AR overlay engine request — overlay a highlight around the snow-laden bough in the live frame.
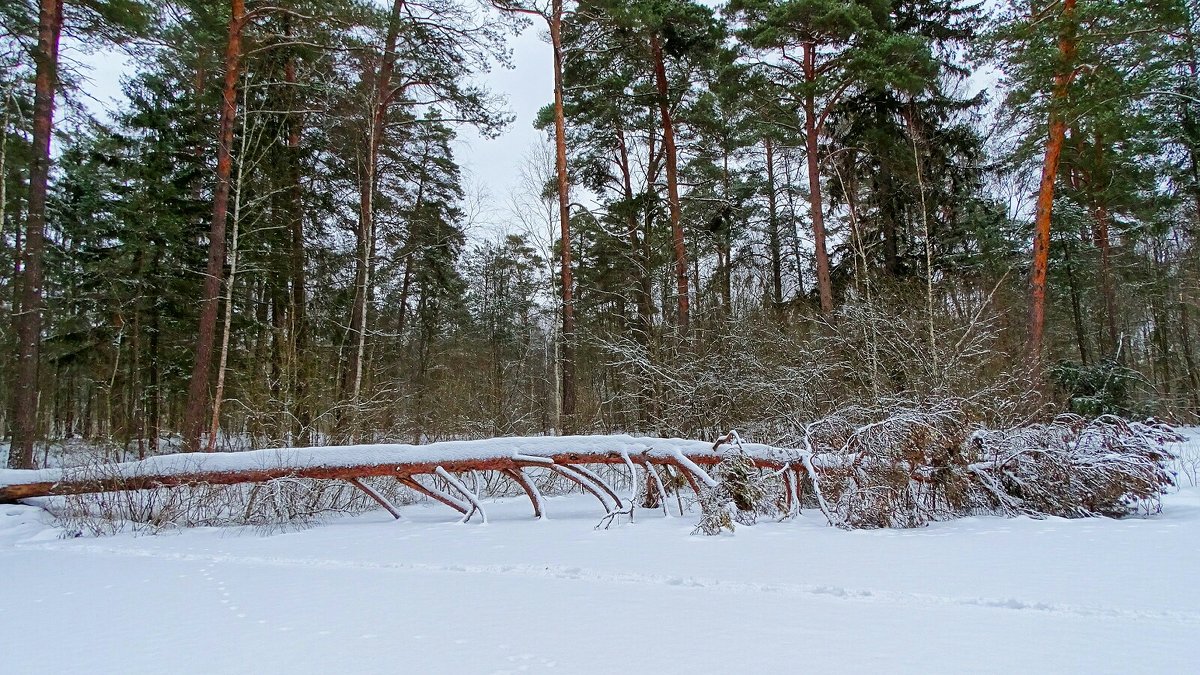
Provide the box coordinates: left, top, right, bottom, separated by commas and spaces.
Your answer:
0, 412, 1182, 532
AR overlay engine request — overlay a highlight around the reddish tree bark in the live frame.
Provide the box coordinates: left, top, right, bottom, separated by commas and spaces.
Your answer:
181, 0, 246, 453
1, 451, 765, 504
489, 0, 577, 434
1028, 0, 1078, 363
550, 0, 576, 431
10, 0, 64, 469
650, 34, 689, 334
502, 468, 544, 518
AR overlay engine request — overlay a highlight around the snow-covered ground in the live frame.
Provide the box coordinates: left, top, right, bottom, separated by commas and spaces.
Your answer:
3, 433, 1199, 674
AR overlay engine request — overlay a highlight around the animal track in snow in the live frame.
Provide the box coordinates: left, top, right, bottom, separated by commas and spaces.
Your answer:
18, 539, 1200, 627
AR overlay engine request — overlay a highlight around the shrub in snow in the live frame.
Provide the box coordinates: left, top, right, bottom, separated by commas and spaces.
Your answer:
692, 435, 784, 535
7, 407, 1182, 536
785, 407, 1181, 529
790, 401, 975, 529
967, 415, 1180, 518
49, 452, 412, 536
692, 452, 749, 535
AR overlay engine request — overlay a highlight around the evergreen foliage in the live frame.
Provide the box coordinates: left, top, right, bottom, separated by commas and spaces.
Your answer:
1, 0, 1198, 464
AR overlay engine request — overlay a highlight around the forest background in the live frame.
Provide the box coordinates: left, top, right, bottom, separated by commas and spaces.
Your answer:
2, 0, 1198, 469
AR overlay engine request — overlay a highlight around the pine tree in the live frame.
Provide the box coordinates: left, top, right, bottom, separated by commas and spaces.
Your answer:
727, 0, 935, 313
491, 0, 580, 431
991, 0, 1185, 365
592, 0, 724, 334
9, 0, 151, 467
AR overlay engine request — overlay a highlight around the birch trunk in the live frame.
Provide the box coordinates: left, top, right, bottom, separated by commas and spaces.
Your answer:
207, 82, 251, 452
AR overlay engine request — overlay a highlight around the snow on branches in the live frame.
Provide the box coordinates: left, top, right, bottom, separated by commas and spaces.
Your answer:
693, 431, 785, 535
0, 408, 1183, 535
966, 414, 1180, 518
777, 406, 1182, 530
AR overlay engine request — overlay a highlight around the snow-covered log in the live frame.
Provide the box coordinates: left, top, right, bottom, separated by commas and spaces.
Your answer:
0, 435, 800, 504
1, 416, 1181, 531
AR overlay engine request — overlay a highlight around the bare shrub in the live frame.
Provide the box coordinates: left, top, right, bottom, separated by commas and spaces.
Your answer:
784, 401, 974, 528
1169, 433, 1200, 487
595, 289, 1039, 445
769, 406, 1182, 529
47, 452, 416, 537
968, 415, 1181, 518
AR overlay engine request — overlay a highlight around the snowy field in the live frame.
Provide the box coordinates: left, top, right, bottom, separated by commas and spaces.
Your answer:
3, 433, 1199, 674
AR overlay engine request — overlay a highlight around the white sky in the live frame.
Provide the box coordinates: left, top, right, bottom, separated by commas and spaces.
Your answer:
65, 19, 555, 238
64, 0, 1015, 238
455, 22, 556, 235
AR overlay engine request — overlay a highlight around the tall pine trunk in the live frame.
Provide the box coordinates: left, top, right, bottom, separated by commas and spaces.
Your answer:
182, 0, 244, 453
550, 0, 576, 432
11, 0, 64, 469
1027, 0, 1077, 364
341, 0, 405, 443
651, 34, 689, 334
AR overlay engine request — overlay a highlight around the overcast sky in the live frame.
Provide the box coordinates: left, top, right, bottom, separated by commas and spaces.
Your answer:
66, 19, 555, 240
455, 23, 556, 235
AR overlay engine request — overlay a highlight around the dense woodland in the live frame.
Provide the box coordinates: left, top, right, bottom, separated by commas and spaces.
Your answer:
1, 0, 1198, 469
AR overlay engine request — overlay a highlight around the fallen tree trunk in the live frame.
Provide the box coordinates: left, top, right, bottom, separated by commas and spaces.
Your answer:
3, 416, 1179, 529
0, 435, 794, 504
